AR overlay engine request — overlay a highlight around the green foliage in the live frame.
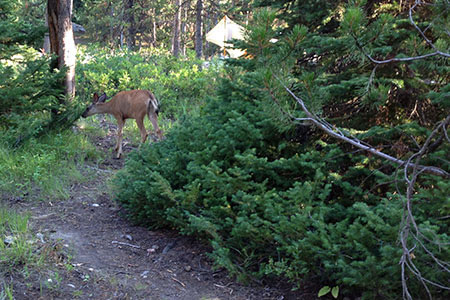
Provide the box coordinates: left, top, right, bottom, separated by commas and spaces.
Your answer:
76, 46, 223, 119
0, 54, 68, 146
76, 0, 254, 54
0, 0, 46, 58
70, 1, 450, 299
114, 67, 449, 298
318, 286, 339, 298
0, 0, 84, 146
77, 0, 171, 48
0, 130, 101, 200
251, 1, 449, 131
114, 4, 449, 297
254, 0, 340, 31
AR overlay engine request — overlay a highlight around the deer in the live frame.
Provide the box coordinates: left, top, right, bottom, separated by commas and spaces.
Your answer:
82, 90, 163, 158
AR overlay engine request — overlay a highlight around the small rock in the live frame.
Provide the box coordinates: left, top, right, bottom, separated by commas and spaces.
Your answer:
36, 233, 45, 243
184, 265, 192, 272
47, 278, 53, 283
4, 236, 14, 245
162, 242, 175, 254
146, 244, 160, 255
91, 203, 100, 207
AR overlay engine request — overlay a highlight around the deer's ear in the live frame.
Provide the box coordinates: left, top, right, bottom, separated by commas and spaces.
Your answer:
98, 93, 107, 103
93, 93, 99, 103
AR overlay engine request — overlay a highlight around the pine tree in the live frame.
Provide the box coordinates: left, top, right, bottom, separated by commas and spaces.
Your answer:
0, 0, 79, 146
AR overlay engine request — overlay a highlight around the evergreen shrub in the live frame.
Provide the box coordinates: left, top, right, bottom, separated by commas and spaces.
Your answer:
115, 68, 449, 298
0, 0, 83, 146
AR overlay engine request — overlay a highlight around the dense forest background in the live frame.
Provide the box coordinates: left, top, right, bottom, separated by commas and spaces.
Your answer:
1, 0, 449, 299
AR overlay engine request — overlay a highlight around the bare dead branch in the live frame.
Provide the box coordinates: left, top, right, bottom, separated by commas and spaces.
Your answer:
364, 65, 378, 94
367, 51, 442, 64
409, 1, 450, 58
272, 76, 450, 297
350, 1, 450, 65
277, 77, 450, 178
397, 114, 450, 298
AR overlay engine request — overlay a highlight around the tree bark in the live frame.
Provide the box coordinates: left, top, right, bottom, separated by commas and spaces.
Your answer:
125, 0, 136, 50
195, 0, 203, 59
172, 0, 181, 57
47, 0, 76, 98
180, 1, 188, 56
151, 9, 157, 47
110, 3, 115, 46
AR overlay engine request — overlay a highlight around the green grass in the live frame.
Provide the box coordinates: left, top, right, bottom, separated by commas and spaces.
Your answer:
0, 206, 42, 271
0, 282, 14, 300
0, 129, 102, 200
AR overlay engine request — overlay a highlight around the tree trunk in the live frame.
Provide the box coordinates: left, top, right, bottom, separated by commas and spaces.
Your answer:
125, 0, 136, 50
211, 10, 218, 58
172, 0, 181, 57
47, 0, 76, 98
151, 10, 157, 47
180, 1, 188, 56
204, 8, 209, 59
109, 3, 114, 46
195, 0, 203, 59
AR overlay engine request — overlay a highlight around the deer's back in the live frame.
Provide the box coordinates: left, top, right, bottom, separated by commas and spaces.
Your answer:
111, 90, 151, 120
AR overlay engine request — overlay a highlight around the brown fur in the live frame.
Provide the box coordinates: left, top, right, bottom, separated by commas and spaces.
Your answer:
82, 90, 162, 158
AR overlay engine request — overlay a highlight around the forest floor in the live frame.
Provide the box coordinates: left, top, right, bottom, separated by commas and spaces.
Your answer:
2, 125, 308, 300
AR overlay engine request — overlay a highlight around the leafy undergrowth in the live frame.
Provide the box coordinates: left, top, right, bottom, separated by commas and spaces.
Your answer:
76, 46, 224, 120
0, 129, 102, 201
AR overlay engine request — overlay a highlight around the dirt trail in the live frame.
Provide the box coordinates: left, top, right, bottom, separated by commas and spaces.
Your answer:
8, 131, 299, 300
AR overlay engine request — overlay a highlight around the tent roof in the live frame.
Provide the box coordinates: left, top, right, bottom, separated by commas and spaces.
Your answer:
206, 16, 245, 58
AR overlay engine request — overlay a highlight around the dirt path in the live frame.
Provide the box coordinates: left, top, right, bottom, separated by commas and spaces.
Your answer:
8, 132, 298, 300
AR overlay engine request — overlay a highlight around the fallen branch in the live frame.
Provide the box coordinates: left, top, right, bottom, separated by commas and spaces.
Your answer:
111, 240, 141, 249
86, 165, 114, 174
172, 277, 186, 287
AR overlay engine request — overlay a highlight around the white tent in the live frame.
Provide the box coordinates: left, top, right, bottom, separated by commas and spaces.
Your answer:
206, 16, 245, 58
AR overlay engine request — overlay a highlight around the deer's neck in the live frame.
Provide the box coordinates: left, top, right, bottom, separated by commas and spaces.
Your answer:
95, 101, 115, 115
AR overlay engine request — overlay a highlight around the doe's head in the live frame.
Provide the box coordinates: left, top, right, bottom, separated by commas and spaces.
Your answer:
82, 92, 107, 118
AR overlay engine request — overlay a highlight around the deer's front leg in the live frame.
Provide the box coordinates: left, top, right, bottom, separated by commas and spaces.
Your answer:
148, 112, 163, 140
115, 118, 125, 158
136, 117, 148, 144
